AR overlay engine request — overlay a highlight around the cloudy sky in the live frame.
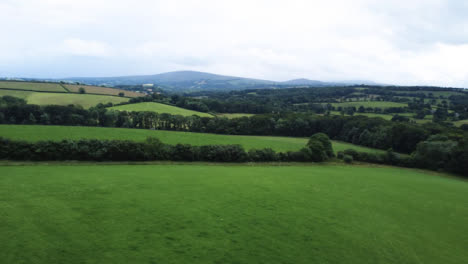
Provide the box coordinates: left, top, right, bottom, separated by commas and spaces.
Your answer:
1, 0, 467, 87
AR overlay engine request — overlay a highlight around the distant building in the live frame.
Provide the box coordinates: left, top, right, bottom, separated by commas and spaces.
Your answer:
142, 84, 154, 87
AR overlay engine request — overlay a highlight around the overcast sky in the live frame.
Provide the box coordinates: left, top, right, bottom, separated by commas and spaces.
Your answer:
1, 0, 467, 87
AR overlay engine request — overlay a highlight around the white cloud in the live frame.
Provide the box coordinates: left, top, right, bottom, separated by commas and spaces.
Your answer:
0, 0, 467, 87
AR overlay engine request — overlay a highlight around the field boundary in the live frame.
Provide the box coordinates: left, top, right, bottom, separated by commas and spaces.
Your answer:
0, 87, 136, 99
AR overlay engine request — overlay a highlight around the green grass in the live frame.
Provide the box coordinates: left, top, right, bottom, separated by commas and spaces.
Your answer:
26, 93, 129, 108
0, 89, 33, 99
0, 125, 386, 154
0, 164, 466, 264
0, 81, 66, 92
331, 101, 407, 109
454, 120, 468, 127
216, 113, 255, 118
64, 84, 143, 98
108, 102, 213, 117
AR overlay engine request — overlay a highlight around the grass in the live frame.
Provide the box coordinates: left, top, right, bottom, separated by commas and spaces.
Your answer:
0, 81, 66, 92
0, 164, 467, 264
0, 89, 33, 99
331, 101, 407, 108
216, 113, 255, 118
64, 84, 143, 97
108, 102, 213, 117
454, 119, 468, 127
0, 125, 386, 154
26, 93, 129, 108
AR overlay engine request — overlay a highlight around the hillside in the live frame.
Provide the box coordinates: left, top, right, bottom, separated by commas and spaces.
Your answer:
51, 71, 379, 91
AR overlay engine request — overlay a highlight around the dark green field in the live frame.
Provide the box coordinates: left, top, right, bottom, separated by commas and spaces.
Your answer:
0, 164, 467, 264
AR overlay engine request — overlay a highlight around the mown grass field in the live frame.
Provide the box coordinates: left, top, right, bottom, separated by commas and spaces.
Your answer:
0, 164, 466, 264
0, 81, 67, 92
64, 84, 143, 97
26, 93, 129, 108
0, 89, 33, 99
108, 102, 213, 117
330, 101, 407, 108
0, 125, 386, 154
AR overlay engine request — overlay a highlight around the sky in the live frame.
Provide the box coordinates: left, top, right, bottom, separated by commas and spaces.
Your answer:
0, 0, 467, 87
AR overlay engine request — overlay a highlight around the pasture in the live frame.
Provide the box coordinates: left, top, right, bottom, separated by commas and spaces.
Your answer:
64, 84, 143, 97
108, 102, 213, 117
26, 93, 129, 108
216, 113, 255, 118
0, 164, 466, 264
0, 81, 66, 92
0, 125, 386, 154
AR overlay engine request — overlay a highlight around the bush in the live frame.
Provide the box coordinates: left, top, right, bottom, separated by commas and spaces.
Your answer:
308, 133, 334, 158
337, 151, 344, 159
343, 155, 353, 163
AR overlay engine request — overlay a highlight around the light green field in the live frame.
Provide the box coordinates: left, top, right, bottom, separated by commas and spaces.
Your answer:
64, 84, 143, 98
454, 119, 468, 127
26, 93, 129, 108
0, 164, 466, 264
0, 125, 386, 154
0, 89, 33, 99
216, 113, 255, 118
108, 102, 213, 117
331, 101, 407, 108
0, 81, 66, 92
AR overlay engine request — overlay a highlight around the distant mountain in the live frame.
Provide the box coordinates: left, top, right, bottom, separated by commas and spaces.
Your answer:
47, 70, 381, 92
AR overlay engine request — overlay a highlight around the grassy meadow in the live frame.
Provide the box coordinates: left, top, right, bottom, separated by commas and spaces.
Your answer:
216, 113, 255, 118
0, 81, 66, 92
64, 84, 143, 97
0, 164, 466, 264
0, 125, 386, 154
108, 102, 213, 117
26, 93, 129, 108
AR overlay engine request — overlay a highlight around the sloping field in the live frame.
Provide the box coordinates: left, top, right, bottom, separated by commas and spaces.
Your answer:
331, 101, 407, 108
0, 125, 387, 154
108, 102, 213, 117
0, 81, 66, 92
64, 84, 144, 97
0, 164, 466, 264
26, 93, 129, 108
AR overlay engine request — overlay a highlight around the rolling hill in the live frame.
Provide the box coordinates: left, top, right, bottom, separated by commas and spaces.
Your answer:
48, 71, 380, 91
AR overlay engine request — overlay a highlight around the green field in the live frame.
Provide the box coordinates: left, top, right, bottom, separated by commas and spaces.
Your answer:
0, 81, 66, 92
64, 84, 143, 98
26, 93, 129, 108
454, 119, 468, 127
331, 101, 407, 109
216, 113, 255, 118
0, 89, 33, 99
108, 102, 213, 117
0, 125, 386, 154
0, 164, 466, 264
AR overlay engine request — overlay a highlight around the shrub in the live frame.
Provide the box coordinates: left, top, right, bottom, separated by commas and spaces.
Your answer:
343, 155, 353, 163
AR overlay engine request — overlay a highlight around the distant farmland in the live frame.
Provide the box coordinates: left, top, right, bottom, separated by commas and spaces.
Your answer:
0, 81, 66, 92
108, 102, 213, 117
330, 101, 407, 108
0, 124, 388, 154
64, 84, 144, 97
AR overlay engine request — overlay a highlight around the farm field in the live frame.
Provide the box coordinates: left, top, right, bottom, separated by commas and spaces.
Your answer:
64, 84, 143, 97
0, 164, 467, 264
0, 125, 386, 154
454, 119, 468, 127
0, 81, 66, 92
108, 102, 213, 117
0, 89, 33, 99
216, 113, 255, 118
329, 111, 434, 123
330, 101, 407, 108
26, 93, 129, 108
